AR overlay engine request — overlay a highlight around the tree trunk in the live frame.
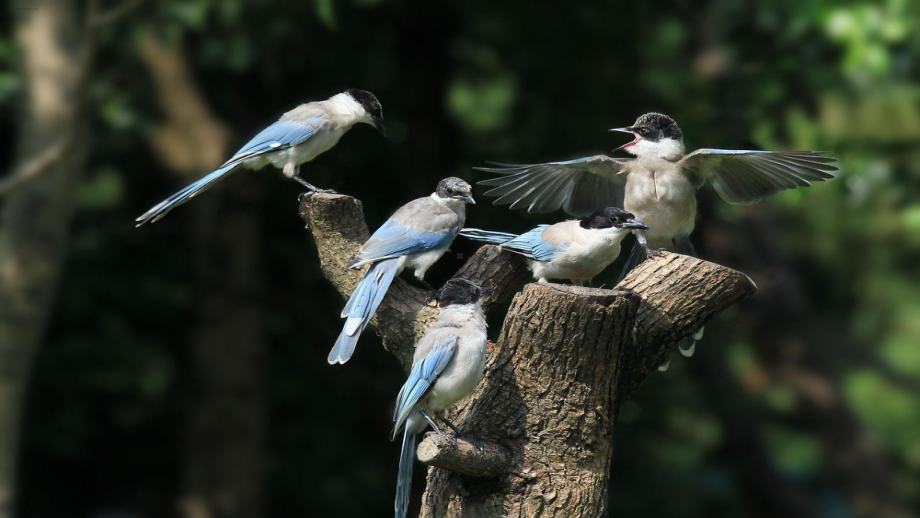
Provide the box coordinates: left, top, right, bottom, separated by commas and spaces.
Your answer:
300, 193, 756, 517
138, 29, 265, 518
0, 2, 85, 515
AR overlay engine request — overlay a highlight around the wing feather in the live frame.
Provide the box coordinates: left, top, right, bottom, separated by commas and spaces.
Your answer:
476, 155, 628, 216
221, 117, 325, 167
391, 337, 457, 437
680, 149, 837, 205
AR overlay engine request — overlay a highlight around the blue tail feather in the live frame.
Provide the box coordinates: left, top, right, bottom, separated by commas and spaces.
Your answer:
136, 164, 239, 226
459, 228, 518, 245
328, 259, 400, 364
395, 429, 418, 518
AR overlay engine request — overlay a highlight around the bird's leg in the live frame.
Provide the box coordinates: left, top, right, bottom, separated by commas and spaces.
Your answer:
288, 164, 337, 194
292, 175, 337, 194
440, 416, 463, 437
420, 409, 457, 446
440, 416, 485, 452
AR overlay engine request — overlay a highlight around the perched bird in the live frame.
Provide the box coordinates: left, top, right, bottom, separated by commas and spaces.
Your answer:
390, 279, 490, 518
136, 89, 385, 225
328, 177, 476, 365
477, 112, 837, 366
460, 207, 646, 285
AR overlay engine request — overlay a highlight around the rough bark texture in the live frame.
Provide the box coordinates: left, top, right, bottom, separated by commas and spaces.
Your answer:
137, 28, 265, 518
417, 434, 512, 479
302, 192, 756, 517
615, 250, 757, 402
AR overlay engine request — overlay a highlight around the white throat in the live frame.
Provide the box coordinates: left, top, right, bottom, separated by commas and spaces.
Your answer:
627, 137, 685, 160
583, 226, 630, 246
327, 93, 371, 126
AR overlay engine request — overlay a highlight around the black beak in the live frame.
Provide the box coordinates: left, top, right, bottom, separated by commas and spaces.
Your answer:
616, 218, 648, 230
610, 126, 640, 152
374, 116, 386, 137
480, 287, 494, 297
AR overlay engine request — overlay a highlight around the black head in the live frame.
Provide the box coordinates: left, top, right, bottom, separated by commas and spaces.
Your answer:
610, 112, 683, 152
629, 112, 683, 142
436, 177, 475, 204
438, 278, 489, 307
579, 207, 648, 230
346, 88, 385, 136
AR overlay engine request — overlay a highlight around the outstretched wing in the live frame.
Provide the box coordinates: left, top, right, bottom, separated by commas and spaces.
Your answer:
476, 155, 629, 216
679, 149, 837, 205
500, 225, 565, 261
391, 336, 457, 438
221, 116, 326, 167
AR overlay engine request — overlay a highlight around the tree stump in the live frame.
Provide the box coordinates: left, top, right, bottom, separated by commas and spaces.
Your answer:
299, 192, 756, 517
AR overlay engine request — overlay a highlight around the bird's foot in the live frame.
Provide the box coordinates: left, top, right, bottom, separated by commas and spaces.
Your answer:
428, 429, 459, 447
293, 175, 337, 194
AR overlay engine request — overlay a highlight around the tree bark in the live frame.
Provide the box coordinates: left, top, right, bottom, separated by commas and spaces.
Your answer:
0, 2, 86, 515
138, 28, 265, 518
301, 192, 756, 517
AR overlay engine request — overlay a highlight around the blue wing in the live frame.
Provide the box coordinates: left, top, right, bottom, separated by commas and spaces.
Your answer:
500, 225, 565, 261
349, 219, 455, 267
390, 336, 457, 439
221, 117, 325, 167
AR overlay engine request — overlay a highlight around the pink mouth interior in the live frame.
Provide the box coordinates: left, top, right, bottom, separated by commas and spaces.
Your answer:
615, 135, 641, 151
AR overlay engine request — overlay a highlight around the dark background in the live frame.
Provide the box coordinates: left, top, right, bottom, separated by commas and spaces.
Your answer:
2, 0, 919, 517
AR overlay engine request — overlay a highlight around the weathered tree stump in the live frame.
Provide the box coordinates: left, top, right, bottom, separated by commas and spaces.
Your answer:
299, 192, 756, 517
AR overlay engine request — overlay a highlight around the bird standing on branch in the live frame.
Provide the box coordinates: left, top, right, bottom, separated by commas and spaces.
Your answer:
329, 177, 476, 365
390, 279, 490, 518
460, 207, 646, 285
477, 112, 837, 366
136, 89, 385, 225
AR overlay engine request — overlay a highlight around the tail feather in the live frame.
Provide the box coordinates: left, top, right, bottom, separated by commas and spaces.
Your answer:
679, 326, 704, 357
617, 239, 648, 284
459, 228, 518, 245
328, 259, 400, 364
395, 429, 418, 518
135, 164, 239, 226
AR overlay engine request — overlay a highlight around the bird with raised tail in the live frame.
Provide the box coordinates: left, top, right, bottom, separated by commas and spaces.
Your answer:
390, 279, 490, 518
328, 177, 475, 365
136, 89, 385, 226
460, 207, 646, 285
477, 112, 837, 368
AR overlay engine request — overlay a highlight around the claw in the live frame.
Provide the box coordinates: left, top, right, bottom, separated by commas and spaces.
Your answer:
435, 430, 458, 447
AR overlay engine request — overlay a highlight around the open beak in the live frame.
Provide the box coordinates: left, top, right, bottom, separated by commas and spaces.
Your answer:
610, 126, 641, 151
374, 116, 386, 137
458, 193, 476, 204
616, 218, 648, 230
